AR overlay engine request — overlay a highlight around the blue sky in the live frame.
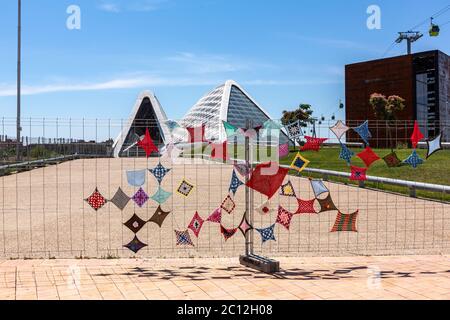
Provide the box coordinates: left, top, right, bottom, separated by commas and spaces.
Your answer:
1, 0, 450, 124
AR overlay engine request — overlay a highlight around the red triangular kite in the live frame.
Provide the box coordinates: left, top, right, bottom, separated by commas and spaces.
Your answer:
137, 128, 158, 157
410, 120, 424, 149
246, 162, 289, 199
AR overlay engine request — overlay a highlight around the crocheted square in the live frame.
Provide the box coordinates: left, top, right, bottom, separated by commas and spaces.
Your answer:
357, 147, 380, 168
317, 194, 338, 213
278, 143, 290, 159
310, 179, 329, 198
427, 133, 443, 159
175, 230, 194, 246
177, 180, 194, 197
238, 214, 253, 236
149, 163, 171, 184
123, 213, 147, 234
280, 180, 296, 198
404, 149, 424, 169
220, 225, 238, 241
110, 187, 130, 211
126, 170, 146, 187
353, 120, 372, 145
350, 166, 368, 181
188, 212, 204, 238
256, 224, 276, 244
290, 152, 310, 173
206, 207, 222, 223
255, 200, 276, 215
300, 136, 328, 152
229, 170, 244, 196
132, 188, 149, 207
331, 210, 359, 232
150, 187, 172, 205
276, 206, 294, 230
383, 151, 402, 168
330, 120, 349, 140
124, 235, 147, 254
220, 195, 236, 214
339, 143, 354, 165
285, 120, 303, 139
148, 206, 171, 228
85, 188, 107, 211
246, 162, 289, 199
296, 198, 317, 214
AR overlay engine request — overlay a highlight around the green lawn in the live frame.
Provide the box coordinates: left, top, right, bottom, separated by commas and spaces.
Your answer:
280, 147, 450, 202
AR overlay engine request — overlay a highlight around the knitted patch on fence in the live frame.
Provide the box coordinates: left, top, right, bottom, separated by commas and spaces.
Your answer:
246, 162, 289, 199
234, 162, 251, 177
256, 200, 276, 216
276, 206, 294, 230
124, 213, 147, 234
186, 124, 207, 143
296, 198, 317, 214
383, 151, 402, 168
357, 147, 380, 168
220, 225, 238, 241
330, 120, 349, 140
211, 141, 228, 161
353, 120, 372, 145
124, 235, 147, 254
110, 187, 130, 211
410, 120, 424, 149
126, 169, 147, 187
403, 149, 424, 169
148, 206, 171, 228
177, 180, 194, 197
132, 188, 149, 207
256, 224, 276, 244
188, 212, 204, 238
350, 166, 368, 181
285, 120, 303, 139
280, 180, 296, 198
278, 143, 290, 159
149, 163, 171, 184
223, 121, 239, 138
220, 195, 236, 214
339, 143, 354, 165
85, 188, 107, 211
150, 186, 172, 205
331, 210, 359, 232
229, 170, 244, 196
317, 194, 338, 213
300, 136, 328, 152
137, 128, 158, 157
426, 133, 443, 159
206, 207, 222, 224
309, 179, 329, 198
175, 230, 194, 246
290, 152, 310, 173
238, 214, 253, 236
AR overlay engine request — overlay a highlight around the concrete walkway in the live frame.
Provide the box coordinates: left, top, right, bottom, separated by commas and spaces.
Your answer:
1, 255, 449, 300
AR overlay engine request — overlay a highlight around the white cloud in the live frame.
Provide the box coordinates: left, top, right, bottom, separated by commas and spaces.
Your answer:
98, 0, 168, 13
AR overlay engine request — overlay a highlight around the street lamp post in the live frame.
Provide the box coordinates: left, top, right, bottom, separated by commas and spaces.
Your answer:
16, 0, 22, 161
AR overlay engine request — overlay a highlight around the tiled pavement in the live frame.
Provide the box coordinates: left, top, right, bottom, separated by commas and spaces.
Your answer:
0, 255, 449, 300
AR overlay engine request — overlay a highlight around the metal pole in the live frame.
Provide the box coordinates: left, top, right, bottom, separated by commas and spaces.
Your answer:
16, 0, 22, 161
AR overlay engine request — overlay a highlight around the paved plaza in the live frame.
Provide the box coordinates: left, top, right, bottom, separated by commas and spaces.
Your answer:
0, 255, 449, 300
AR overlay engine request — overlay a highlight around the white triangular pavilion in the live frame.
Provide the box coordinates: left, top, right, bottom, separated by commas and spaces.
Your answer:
112, 91, 171, 157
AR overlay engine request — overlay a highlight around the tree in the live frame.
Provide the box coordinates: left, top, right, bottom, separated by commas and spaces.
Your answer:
281, 104, 314, 128
369, 93, 405, 149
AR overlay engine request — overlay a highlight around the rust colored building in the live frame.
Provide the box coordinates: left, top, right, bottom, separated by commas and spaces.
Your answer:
345, 50, 449, 148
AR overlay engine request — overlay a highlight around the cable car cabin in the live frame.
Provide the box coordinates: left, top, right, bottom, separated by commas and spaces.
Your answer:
429, 23, 440, 37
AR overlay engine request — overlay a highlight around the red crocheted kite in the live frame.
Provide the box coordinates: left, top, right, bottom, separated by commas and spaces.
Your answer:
410, 120, 424, 149
300, 136, 328, 152
137, 128, 158, 157
246, 162, 289, 199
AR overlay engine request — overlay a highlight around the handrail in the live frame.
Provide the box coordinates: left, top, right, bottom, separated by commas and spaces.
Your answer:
0, 154, 80, 171
280, 165, 450, 197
